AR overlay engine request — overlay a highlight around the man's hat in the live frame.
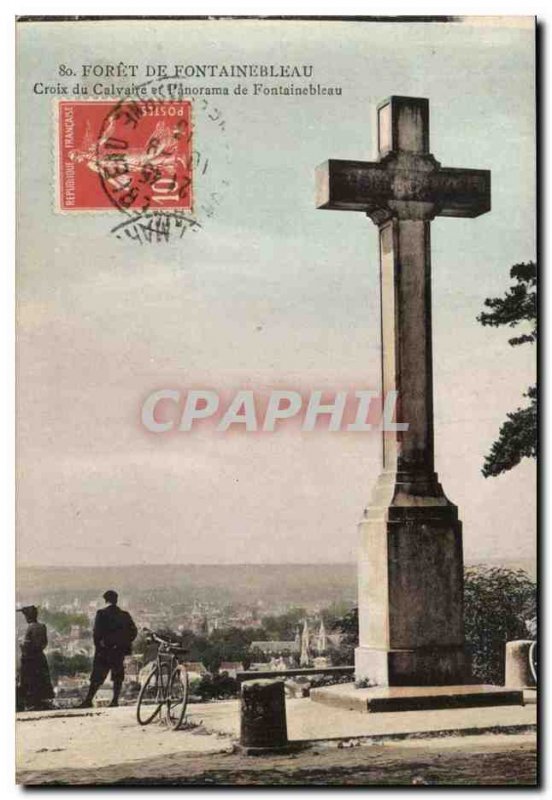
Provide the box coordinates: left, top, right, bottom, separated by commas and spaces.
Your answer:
17, 605, 38, 616
103, 590, 118, 604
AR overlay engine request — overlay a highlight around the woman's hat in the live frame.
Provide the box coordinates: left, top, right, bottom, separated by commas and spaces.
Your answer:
17, 605, 38, 616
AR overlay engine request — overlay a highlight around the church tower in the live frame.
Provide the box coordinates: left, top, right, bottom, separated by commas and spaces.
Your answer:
300, 619, 310, 666
317, 619, 327, 654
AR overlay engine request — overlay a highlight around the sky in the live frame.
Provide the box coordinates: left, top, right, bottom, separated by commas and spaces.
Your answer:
16, 17, 536, 566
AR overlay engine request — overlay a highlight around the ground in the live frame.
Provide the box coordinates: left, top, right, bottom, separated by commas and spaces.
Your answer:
16, 699, 537, 787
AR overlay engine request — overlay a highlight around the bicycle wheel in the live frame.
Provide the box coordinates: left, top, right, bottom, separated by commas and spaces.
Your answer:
529, 641, 537, 684
136, 663, 170, 725
167, 664, 188, 730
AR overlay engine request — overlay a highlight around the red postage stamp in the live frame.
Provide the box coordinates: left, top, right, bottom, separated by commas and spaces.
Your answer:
57, 100, 193, 212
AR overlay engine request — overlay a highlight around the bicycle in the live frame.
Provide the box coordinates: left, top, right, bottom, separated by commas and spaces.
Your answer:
136, 628, 189, 730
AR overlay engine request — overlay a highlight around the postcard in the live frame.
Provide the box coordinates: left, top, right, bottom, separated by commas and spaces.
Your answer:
16, 16, 537, 786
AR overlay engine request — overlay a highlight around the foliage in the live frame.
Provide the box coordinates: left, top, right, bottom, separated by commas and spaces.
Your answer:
319, 601, 354, 632
47, 650, 92, 681
309, 673, 354, 688
479, 386, 537, 478
477, 261, 537, 477
355, 677, 378, 689
330, 606, 358, 665
260, 607, 306, 640
248, 646, 270, 664
464, 566, 536, 684
478, 262, 536, 346
40, 609, 90, 635
137, 625, 259, 674
208, 626, 257, 668
193, 672, 239, 701
178, 626, 256, 673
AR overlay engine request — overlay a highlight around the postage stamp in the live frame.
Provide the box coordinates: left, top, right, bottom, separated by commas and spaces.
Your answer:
57, 100, 193, 212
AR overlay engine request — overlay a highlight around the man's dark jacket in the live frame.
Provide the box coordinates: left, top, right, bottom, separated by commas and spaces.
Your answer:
93, 605, 137, 656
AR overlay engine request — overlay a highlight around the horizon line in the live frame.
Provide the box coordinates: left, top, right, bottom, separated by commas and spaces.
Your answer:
16, 556, 535, 570
17, 561, 359, 569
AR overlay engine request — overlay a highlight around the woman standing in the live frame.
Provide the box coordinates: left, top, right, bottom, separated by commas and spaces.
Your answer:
17, 605, 54, 711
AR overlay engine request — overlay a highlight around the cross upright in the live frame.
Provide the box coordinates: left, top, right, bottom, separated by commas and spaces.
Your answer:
316, 96, 491, 686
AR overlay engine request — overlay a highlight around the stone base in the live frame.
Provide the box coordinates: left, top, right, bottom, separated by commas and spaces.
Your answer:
505, 640, 537, 689
310, 684, 524, 714
523, 689, 537, 705
356, 470, 469, 686
355, 644, 469, 686
235, 742, 306, 756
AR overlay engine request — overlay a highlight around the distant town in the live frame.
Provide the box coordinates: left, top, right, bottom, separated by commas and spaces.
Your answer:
16, 563, 362, 707
16, 559, 535, 708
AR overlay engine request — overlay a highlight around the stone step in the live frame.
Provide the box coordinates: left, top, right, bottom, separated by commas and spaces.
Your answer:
310, 684, 524, 714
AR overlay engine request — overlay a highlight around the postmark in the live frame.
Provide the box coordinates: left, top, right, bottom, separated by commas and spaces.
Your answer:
56, 76, 231, 243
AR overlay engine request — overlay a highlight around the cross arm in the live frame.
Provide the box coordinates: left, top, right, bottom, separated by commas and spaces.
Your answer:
316, 159, 491, 219
316, 159, 388, 213
431, 166, 491, 218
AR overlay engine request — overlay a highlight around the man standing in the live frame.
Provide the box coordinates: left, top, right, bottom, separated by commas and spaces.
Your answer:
80, 590, 137, 708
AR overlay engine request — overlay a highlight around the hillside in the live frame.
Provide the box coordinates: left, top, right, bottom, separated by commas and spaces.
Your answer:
16, 563, 358, 608
16, 559, 535, 609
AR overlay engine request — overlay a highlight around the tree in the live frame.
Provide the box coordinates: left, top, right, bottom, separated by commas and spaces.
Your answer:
194, 673, 239, 701
208, 626, 257, 671
40, 609, 90, 635
135, 625, 258, 674
477, 261, 537, 477
319, 601, 354, 632
260, 607, 306, 640
464, 566, 536, 684
331, 606, 358, 665
47, 651, 92, 681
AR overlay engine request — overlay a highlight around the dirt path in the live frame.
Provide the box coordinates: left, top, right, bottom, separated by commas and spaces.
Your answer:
19, 735, 537, 786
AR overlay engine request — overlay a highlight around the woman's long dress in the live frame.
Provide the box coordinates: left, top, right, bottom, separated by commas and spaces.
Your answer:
19, 622, 54, 710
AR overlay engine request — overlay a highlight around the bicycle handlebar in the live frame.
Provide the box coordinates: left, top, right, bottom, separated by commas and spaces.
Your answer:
141, 627, 188, 653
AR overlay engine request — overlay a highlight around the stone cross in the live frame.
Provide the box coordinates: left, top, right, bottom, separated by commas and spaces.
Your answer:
316, 96, 490, 686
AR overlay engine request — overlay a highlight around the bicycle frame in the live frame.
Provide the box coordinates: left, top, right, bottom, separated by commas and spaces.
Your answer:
136, 628, 189, 729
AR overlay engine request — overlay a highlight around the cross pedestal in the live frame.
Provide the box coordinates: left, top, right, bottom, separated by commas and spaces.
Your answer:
316, 97, 491, 686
